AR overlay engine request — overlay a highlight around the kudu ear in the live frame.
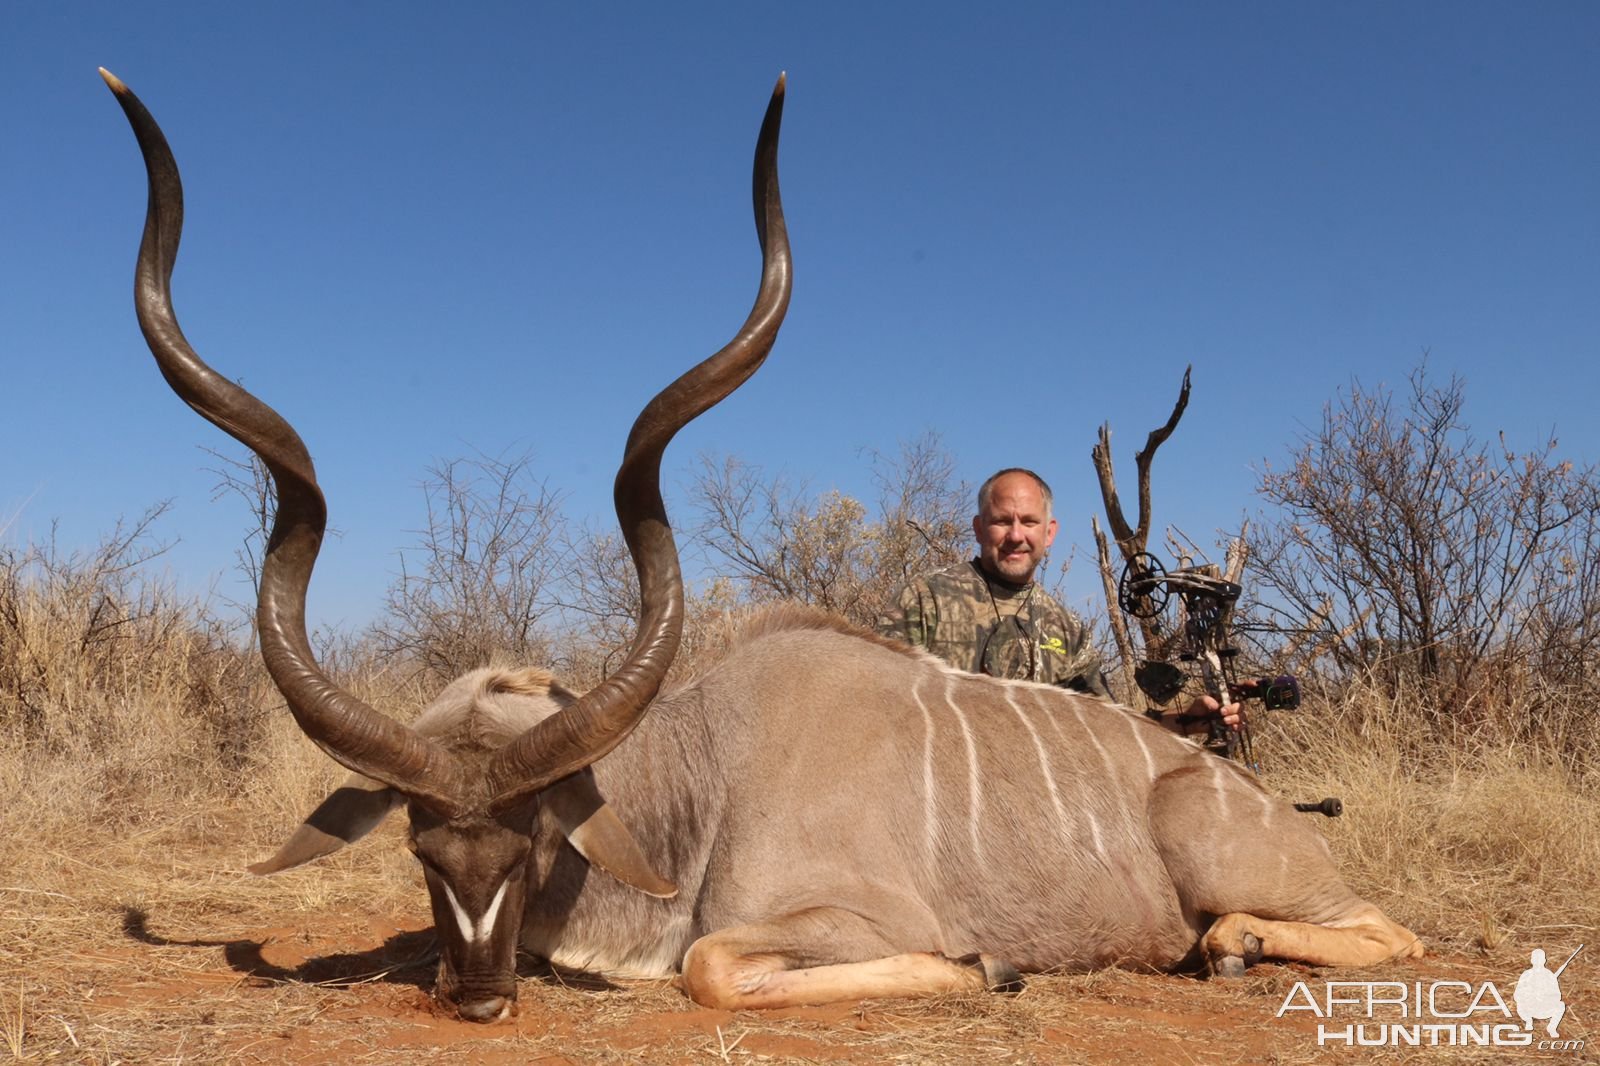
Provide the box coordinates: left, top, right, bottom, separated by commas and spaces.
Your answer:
248, 773, 405, 875
543, 770, 678, 899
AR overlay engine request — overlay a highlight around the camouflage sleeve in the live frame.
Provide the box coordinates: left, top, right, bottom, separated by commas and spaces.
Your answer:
1062, 656, 1112, 700
1053, 610, 1112, 700
877, 579, 933, 650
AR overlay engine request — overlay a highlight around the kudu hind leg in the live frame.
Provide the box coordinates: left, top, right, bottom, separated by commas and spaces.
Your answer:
1149, 765, 1424, 974
681, 908, 1020, 1009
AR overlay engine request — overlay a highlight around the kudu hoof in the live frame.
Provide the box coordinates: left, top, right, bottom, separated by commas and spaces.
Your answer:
957, 953, 1026, 994
1212, 955, 1247, 978
1209, 932, 1263, 978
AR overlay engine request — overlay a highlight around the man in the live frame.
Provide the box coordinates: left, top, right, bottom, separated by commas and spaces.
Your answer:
878, 467, 1242, 737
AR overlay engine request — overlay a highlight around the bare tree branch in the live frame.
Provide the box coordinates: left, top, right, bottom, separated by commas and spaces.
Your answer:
1092, 366, 1193, 657
1092, 516, 1139, 703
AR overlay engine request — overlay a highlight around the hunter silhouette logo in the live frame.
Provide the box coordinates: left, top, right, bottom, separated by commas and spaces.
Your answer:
1515, 945, 1581, 1038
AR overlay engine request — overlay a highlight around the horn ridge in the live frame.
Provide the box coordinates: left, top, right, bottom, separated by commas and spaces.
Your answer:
102, 70, 464, 815
487, 76, 792, 808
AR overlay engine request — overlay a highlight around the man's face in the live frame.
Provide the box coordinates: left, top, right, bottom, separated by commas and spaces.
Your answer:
973, 473, 1058, 584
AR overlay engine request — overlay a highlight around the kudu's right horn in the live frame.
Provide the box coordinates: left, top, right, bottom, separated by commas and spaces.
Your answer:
102, 68, 466, 814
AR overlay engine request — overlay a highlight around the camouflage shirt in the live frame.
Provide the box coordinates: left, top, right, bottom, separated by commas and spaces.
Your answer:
878, 558, 1110, 697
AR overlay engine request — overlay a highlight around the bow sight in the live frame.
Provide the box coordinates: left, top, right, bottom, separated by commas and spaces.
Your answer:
1116, 551, 1339, 817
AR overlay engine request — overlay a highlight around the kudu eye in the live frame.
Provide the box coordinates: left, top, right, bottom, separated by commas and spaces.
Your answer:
407, 845, 446, 881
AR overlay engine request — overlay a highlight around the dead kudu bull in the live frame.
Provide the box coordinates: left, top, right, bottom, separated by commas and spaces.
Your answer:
103, 69, 1422, 1023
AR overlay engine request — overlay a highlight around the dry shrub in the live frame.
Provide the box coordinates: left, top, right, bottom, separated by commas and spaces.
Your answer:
371, 450, 564, 689
0, 511, 274, 832
689, 433, 972, 629
0, 509, 432, 906
1258, 675, 1600, 952
1251, 361, 1600, 741
0, 518, 431, 1065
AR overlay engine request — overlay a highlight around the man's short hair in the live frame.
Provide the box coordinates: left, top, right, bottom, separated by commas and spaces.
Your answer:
977, 467, 1054, 518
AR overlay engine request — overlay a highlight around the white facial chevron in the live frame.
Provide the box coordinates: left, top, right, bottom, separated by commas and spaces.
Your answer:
441, 878, 510, 946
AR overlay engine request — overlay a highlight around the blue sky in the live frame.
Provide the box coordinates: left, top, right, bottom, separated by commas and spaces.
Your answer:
5, 2, 1598, 630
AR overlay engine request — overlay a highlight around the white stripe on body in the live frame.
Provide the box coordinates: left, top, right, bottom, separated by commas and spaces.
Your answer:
1207, 759, 1234, 864
1126, 712, 1158, 780
1035, 690, 1133, 869
1005, 687, 1103, 857
1046, 691, 1118, 789
910, 679, 939, 860
1250, 777, 1275, 814
1208, 758, 1233, 823
943, 677, 985, 860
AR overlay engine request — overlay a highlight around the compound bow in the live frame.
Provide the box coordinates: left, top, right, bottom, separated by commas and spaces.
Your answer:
1117, 551, 1341, 818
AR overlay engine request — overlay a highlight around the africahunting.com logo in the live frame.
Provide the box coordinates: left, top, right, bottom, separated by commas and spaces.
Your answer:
1276, 944, 1585, 1051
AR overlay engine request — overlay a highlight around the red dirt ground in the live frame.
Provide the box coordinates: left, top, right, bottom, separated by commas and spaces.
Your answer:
79, 905, 1593, 1065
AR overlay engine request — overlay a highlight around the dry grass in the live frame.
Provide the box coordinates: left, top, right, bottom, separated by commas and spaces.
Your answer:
2, 552, 1596, 1062
1261, 680, 1600, 959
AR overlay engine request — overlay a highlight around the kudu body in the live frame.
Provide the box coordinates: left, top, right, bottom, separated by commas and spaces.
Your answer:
103, 70, 1421, 1023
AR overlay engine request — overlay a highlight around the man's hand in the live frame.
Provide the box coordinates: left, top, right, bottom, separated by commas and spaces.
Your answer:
1187, 693, 1246, 731
1164, 694, 1246, 736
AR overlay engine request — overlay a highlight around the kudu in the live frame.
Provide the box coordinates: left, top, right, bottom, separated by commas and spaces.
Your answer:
103, 69, 1422, 1024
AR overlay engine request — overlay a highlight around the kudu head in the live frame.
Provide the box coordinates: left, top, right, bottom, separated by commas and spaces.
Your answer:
102, 68, 791, 1022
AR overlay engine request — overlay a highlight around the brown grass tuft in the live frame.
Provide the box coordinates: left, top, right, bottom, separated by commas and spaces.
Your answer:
1260, 677, 1600, 957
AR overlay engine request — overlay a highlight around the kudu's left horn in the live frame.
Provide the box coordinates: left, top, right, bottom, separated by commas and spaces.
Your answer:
485, 73, 792, 810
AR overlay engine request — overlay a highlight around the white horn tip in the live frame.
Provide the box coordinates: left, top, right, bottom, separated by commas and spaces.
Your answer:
99, 68, 128, 94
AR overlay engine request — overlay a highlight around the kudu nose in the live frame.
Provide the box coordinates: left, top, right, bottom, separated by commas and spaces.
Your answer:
456, 995, 511, 1023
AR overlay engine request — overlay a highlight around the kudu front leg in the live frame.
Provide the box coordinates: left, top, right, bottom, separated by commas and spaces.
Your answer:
1148, 763, 1425, 976
1203, 905, 1424, 976
680, 908, 1022, 1009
